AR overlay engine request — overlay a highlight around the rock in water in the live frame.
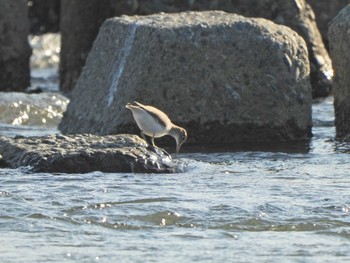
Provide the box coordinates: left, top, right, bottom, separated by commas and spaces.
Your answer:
0, 0, 31, 92
329, 5, 350, 140
59, 0, 113, 93
229, 0, 333, 98
59, 11, 312, 144
59, 0, 331, 97
308, 0, 350, 49
0, 134, 175, 173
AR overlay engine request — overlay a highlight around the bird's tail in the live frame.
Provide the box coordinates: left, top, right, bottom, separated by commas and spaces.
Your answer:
126, 101, 143, 109
125, 102, 133, 109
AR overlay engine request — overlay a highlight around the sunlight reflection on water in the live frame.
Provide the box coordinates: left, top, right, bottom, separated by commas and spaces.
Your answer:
0, 35, 349, 263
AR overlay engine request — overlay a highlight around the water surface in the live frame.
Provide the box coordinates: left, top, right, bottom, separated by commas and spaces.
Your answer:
1, 96, 349, 262
0, 35, 349, 263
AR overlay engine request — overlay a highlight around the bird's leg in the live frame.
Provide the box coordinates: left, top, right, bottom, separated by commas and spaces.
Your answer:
151, 136, 156, 147
140, 132, 158, 153
140, 131, 150, 145
143, 135, 158, 153
139, 131, 159, 153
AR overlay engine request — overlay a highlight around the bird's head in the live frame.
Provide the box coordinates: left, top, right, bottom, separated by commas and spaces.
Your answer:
172, 126, 187, 154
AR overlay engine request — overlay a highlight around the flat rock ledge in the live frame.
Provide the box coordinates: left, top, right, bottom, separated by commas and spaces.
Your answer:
0, 134, 175, 173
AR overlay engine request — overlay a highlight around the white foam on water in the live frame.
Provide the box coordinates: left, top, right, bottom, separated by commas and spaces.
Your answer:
107, 23, 139, 107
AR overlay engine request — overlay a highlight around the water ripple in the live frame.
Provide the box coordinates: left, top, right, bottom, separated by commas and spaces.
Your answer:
0, 98, 350, 261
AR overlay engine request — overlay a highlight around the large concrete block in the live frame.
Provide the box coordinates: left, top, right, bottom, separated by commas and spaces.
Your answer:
0, 0, 31, 91
139, 0, 333, 97
227, 0, 332, 98
59, 11, 312, 145
329, 5, 350, 140
59, 0, 330, 98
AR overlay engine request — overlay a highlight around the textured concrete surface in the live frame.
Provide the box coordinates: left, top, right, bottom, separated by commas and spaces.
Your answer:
307, 0, 350, 49
0, 0, 31, 91
329, 5, 350, 140
227, 0, 332, 98
59, 11, 312, 144
59, 0, 330, 97
0, 134, 175, 173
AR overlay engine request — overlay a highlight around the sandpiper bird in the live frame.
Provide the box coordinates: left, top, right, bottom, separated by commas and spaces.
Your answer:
126, 101, 187, 154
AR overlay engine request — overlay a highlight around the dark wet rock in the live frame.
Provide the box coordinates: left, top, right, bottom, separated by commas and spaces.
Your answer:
59, 0, 330, 97
59, 11, 312, 144
0, 154, 6, 168
0, 0, 31, 92
329, 5, 350, 141
28, 0, 60, 35
0, 134, 175, 173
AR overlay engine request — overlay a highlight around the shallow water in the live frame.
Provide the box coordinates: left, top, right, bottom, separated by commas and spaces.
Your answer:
1, 35, 350, 262
1, 96, 350, 262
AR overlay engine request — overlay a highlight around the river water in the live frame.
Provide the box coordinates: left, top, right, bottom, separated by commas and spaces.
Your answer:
0, 35, 350, 263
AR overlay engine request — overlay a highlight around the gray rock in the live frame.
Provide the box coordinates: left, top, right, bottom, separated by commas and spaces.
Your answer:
329, 5, 350, 140
0, 134, 175, 173
59, 0, 329, 97
59, 0, 141, 93
227, 0, 332, 98
59, 0, 114, 93
0, 0, 31, 92
59, 11, 312, 144
0, 154, 5, 168
307, 0, 350, 49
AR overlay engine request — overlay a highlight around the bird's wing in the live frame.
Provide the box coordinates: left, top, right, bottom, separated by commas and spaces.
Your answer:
133, 101, 172, 128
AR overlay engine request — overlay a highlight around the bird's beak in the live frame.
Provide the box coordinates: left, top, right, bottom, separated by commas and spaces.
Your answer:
174, 129, 187, 155
176, 140, 185, 154
176, 144, 181, 154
